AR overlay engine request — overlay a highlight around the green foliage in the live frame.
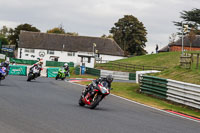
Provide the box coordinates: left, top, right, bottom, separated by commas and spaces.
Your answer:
0, 26, 9, 37
8, 23, 40, 48
47, 27, 65, 34
110, 15, 147, 56
0, 26, 10, 45
0, 35, 9, 45
47, 24, 78, 36
66, 32, 79, 36
174, 8, 200, 35
101, 34, 113, 39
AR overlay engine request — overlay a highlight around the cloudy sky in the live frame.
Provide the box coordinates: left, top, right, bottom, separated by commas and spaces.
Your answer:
0, 0, 199, 53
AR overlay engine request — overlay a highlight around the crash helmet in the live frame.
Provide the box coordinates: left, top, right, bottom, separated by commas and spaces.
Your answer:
63, 63, 68, 67
106, 75, 113, 83
38, 59, 43, 65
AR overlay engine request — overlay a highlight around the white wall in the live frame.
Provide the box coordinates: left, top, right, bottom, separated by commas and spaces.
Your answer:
97, 54, 126, 63
18, 48, 125, 68
18, 48, 77, 62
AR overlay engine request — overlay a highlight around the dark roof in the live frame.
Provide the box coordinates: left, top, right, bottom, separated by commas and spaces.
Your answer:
170, 35, 200, 47
19, 31, 124, 56
159, 35, 200, 52
158, 45, 169, 52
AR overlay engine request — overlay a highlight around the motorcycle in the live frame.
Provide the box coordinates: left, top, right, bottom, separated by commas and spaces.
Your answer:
55, 68, 70, 80
27, 65, 42, 81
0, 66, 7, 84
79, 80, 111, 109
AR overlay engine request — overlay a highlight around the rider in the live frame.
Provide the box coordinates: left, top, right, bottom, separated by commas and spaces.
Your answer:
84, 75, 113, 95
0, 61, 10, 75
63, 63, 69, 76
30, 59, 43, 77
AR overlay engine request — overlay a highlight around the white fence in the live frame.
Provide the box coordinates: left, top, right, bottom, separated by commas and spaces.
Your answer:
166, 79, 200, 109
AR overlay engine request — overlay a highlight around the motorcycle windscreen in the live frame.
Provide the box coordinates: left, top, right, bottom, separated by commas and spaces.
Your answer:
100, 81, 109, 94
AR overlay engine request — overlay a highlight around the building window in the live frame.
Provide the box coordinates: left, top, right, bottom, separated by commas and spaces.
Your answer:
24, 49, 29, 53
47, 50, 54, 55
25, 54, 29, 56
68, 52, 75, 56
24, 49, 35, 53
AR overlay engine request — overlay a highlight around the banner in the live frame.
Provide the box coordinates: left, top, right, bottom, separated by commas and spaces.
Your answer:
47, 67, 59, 78
9, 65, 27, 76
0, 54, 6, 60
46, 61, 74, 67
10, 58, 37, 65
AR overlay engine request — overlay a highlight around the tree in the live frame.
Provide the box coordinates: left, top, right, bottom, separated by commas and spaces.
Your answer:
110, 15, 147, 56
169, 33, 177, 44
47, 27, 65, 34
0, 26, 9, 46
187, 28, 196, 51
174, 8, 200, 35
0, 26, 9, 37
0, 36, 9, 45
101, 34, 113, 39
66, 32, 79, 36
8, 23, 40, 48
47, 24, 65, 34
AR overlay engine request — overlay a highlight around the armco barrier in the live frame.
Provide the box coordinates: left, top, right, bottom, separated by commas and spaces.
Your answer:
166, 79, 200, 109
85, 67, 100, 76
10, 58, 37, 65
129, 73, 136, 80
47, 68, 59, 78
85, 67, 136, 80
140, 75, 200, 109
46, 61, 74, 67
101, 70, 129, 80
9, 65, 27, 76
75, 67, 80, 75
140, 75, 168, 99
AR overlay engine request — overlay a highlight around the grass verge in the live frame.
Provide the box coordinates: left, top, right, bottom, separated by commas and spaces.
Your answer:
76, 81, 200, 118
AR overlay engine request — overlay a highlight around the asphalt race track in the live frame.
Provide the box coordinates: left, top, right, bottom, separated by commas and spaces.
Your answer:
0, 76, 199, 133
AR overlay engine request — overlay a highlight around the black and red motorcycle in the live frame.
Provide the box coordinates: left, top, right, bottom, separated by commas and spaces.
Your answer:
79, 80, 111, 109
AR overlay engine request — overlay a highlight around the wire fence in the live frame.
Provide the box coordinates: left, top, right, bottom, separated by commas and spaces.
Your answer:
96, 61, 167, 72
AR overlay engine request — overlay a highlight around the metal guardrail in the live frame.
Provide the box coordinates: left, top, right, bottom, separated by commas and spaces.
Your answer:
101, 70, 129, 80
140, 75, 200, 109
167, 79, 200, 109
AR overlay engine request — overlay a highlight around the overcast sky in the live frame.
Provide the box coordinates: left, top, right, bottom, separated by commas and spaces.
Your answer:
0, 0, 199, 53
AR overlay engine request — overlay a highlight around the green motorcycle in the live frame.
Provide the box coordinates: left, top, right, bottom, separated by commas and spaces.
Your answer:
55, 68, 70, 80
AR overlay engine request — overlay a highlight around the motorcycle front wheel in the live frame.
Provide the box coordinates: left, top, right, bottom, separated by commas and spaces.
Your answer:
55, 75, 59, 80
89, 94, 103, 109
27, 74, 33, 81
78, 96, 85, 106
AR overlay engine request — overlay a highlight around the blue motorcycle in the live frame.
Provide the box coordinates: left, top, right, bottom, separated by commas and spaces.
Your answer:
0, 66, 7, 84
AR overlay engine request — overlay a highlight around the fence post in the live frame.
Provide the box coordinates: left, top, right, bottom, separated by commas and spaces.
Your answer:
196, 53, 199, 69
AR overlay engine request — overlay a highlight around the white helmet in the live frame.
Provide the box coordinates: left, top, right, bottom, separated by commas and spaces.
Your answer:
64, 63, 68, 67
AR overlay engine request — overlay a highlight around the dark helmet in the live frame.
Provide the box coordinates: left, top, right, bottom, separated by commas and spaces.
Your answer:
106, 75, 113, 83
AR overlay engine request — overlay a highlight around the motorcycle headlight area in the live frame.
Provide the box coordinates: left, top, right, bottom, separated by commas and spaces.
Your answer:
101, 87, 108, 93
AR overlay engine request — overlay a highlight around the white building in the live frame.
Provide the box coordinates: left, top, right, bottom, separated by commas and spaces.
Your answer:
18, 31, 125, 68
